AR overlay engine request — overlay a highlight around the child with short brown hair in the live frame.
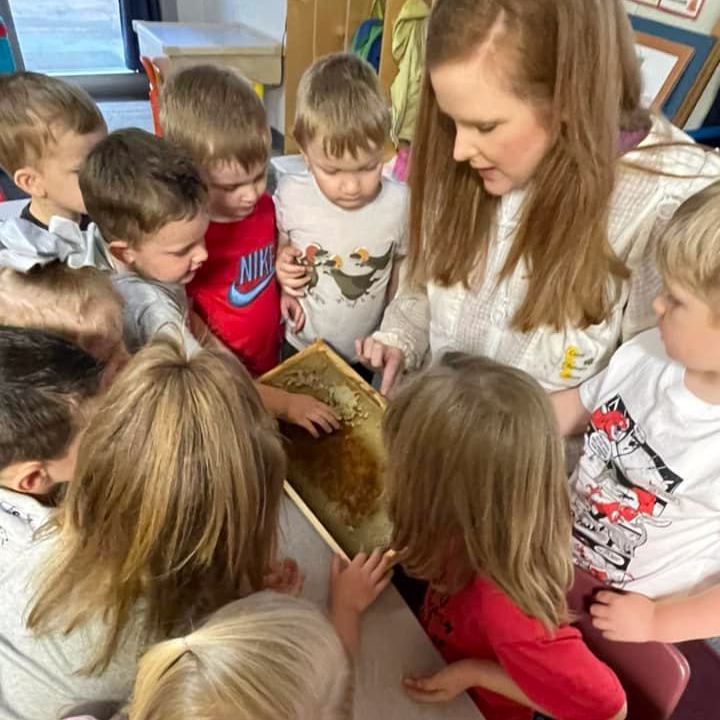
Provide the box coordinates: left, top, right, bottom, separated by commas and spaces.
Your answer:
0, 72, 106, 229
386, 353, 626, 720
275, 53, 408, 377
0, 325, 103, 500
82, 128, 338, 436
160, 64, 288, 378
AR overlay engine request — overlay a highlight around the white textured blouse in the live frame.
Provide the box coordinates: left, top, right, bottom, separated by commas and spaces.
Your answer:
375, 120, 720, 390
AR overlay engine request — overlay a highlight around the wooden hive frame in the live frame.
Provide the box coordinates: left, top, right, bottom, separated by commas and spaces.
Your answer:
262, 341, 389, 558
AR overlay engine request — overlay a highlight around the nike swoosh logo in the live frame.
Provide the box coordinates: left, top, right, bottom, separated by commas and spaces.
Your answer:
228, 271, 275, 308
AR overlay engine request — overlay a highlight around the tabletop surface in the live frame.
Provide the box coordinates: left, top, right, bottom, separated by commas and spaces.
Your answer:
132, 21, 281, 56
279, 494, 483, 720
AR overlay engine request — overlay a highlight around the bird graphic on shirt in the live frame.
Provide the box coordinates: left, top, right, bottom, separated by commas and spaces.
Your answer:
349, 245, 394, 271
301, 244, 327, 294
322, 255, 380, 302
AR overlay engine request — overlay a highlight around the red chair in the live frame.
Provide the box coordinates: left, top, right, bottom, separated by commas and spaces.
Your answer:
140, 55, 163, 136
568, 568, 690, 720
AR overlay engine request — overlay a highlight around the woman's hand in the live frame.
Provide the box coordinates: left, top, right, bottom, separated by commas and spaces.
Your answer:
355, 337, 405, 396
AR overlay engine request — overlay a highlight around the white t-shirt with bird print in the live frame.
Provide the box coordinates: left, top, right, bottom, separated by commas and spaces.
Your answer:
275, 169, 408, 362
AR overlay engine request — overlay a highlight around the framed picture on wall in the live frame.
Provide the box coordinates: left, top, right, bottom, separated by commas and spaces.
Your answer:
635, 32, 694, 110
631, 15, 720, 125
657, 0, 706, 20
633, 0, 707, 20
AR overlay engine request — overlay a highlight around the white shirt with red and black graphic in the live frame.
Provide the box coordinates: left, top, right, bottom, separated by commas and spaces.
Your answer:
572, 328, 720, 598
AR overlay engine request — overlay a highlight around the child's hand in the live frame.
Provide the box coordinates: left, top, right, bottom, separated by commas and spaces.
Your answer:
591, 590, 658, 642
277, 246, 310, 297
330, 549, 392, 616
328, 549, 391, 658
280, 292, 305, 333
285, 392, 341, 437
355, 337, 405, 396
404, 660, 482, 703
264, 557, 305, 596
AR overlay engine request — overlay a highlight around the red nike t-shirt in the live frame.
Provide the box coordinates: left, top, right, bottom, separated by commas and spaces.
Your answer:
421, 578, 625, 720
187, 194, 282, 376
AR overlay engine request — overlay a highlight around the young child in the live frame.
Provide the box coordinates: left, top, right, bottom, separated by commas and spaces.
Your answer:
0, 226, 127, 380
385, 353, 626, 720
275, 53, 409, 378
0, 326, 103, 550
80, 128, 337, 436
552, 180, 720, 644
1, 339, 287, 720
0, 72, 106, 229
125, 592, 353, 720
160, 64, 294, 378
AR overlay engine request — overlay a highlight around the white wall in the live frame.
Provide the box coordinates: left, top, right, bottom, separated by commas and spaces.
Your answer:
172, 0, 286, 41
624, 0, 720, 128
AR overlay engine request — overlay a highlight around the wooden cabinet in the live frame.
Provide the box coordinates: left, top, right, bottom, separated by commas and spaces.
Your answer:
284, 0, 406, 152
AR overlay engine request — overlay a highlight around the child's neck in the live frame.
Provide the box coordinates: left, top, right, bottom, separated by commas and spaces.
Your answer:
29, 198, 81, 227
685, 368, 720, 405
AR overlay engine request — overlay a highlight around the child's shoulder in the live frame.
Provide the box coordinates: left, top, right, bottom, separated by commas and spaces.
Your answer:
275, 166, 313, 197
467, 576, 575, 645
0, 488, 52, 561
606, 328, 669, 379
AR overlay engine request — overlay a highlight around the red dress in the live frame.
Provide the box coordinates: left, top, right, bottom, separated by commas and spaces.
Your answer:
421, 577, 625, 720
187, 194, 282, 376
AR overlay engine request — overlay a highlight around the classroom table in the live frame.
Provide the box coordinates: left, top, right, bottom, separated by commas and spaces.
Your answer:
278, 493, 484, 720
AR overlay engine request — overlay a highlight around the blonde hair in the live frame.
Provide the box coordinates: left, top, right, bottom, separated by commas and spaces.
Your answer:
79, 129, 207, 248
160, 64, 270, 171
0, 71, 105, 174
294, 53, 390, 158
657, 180, 720, 311
384, 353, 572, 628
128, 592, 352, 720
409, 0, 651, 332
28, 339, 285, 672
0, 263, 124, 364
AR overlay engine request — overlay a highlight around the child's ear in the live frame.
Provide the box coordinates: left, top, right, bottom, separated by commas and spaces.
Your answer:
13, 166, 45, 197
108, 240, 133, 266
1, 461, 45, 494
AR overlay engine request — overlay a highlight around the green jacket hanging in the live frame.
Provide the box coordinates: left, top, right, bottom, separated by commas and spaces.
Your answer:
390, 0, 430, 146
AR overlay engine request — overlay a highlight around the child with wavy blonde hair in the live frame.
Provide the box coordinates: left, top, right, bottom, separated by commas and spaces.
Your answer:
385, 353, 626, 720
0, 338, 288, 720
126, 592, 352, 720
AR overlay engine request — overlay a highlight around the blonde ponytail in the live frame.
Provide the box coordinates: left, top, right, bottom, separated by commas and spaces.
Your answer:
128, 592, 352, 720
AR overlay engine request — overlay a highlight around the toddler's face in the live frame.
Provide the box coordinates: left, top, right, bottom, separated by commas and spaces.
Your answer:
204, 160, 268, 222
37, 126, 107, 216
653, 279, 720, 372
119, 211, 210, 285
302, 138, 384, 211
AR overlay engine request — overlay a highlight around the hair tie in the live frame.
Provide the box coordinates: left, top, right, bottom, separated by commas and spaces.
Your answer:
0, 217, 113, 273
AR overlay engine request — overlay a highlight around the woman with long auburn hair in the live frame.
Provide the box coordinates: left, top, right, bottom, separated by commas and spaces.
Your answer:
357, 0, 720, 396
0, 338, 287, 720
